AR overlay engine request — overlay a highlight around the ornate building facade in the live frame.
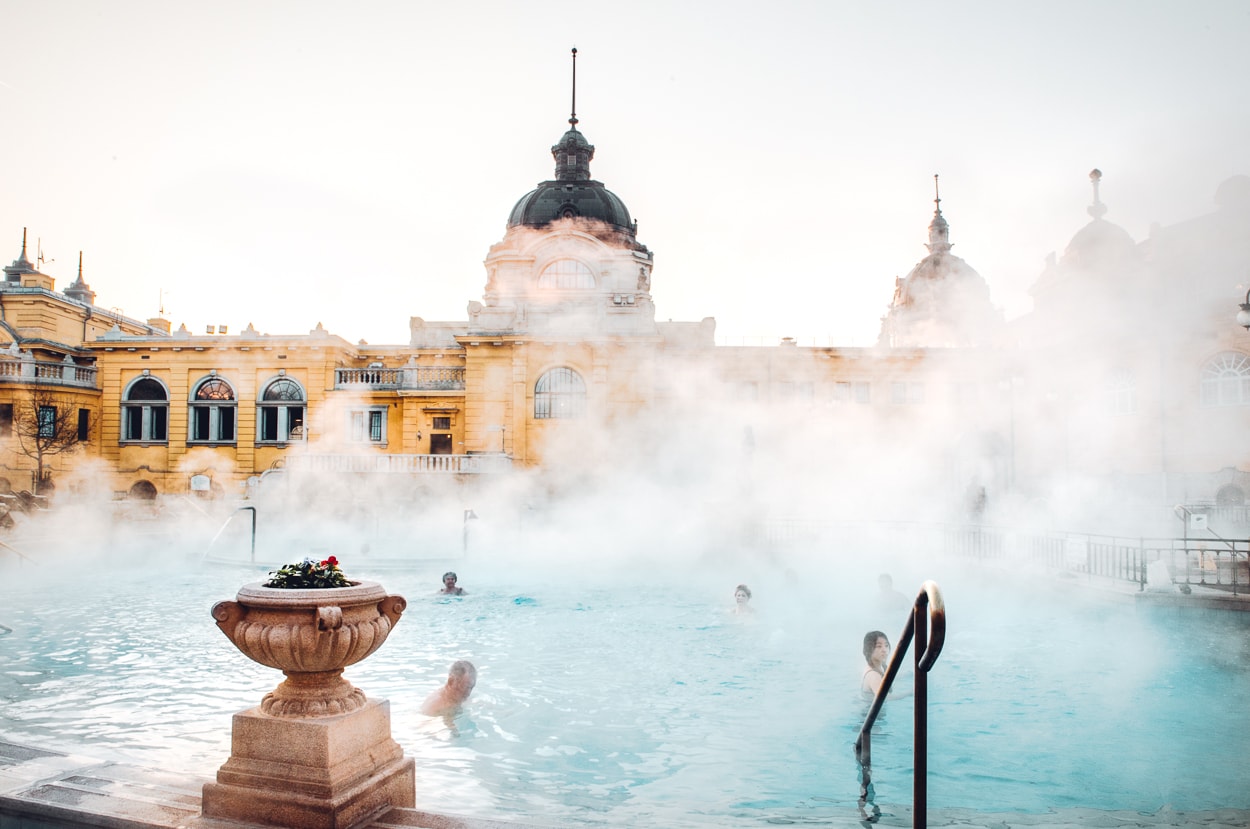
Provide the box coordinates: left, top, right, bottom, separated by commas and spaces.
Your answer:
1, 111, 1247, 534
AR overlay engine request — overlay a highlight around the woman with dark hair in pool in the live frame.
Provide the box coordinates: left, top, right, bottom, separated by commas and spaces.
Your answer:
732, 584, 753, 614
861, 630, 890, 698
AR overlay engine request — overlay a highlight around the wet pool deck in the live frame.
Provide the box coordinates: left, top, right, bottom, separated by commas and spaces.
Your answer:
2, 580, 1247, 829
3, 738, 1248, 829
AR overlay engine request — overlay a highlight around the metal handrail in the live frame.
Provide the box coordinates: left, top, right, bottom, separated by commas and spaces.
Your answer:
854, 580, 946, 826
0, 538, 37, 565
199, 505, 257, 563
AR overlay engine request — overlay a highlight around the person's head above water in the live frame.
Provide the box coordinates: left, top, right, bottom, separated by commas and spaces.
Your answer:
440, 571, 464, 594
447, 659, 476, 696
863, 630, 889, 667
421, 659, 477, 716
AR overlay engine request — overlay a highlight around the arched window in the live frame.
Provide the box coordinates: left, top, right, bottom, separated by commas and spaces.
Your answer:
1200, 352, 1250, 407
1105, 368, 1136, 415
189, 377, 236, 444
258, 377, 306, 443
535, 367, 587, 419
121, 377, 168, 444
537, 259, 595, 290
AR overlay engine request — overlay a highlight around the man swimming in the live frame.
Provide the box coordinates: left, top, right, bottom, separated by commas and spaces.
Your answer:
421, 660, 477, 716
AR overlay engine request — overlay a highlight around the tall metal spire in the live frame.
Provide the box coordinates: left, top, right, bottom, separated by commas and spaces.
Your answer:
933, 174, 942, 216
569, 47, 578, 127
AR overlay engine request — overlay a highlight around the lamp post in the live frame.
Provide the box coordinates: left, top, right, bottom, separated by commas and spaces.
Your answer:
1237, 288, 1250, 330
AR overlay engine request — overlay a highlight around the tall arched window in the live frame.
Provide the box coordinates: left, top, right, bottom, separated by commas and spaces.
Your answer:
1200, 352, 1250, 407
537, 259, 595, 290
258, 377, 306, 443
535, 367, 587, 419
189, 376, 236, 444
121, 377, 169, 444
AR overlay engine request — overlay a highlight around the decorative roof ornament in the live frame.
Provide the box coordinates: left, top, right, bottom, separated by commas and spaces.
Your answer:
65, 250, 97, 305
4, 228, 37, 282
926, 174, 952, 255
569, 46, 578, 128
1087, 168, 1108, 220
552, 47, 594, 183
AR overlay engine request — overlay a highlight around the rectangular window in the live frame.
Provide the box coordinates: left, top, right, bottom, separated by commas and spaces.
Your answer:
0, 403, 12, 435
349, 409, 386, 444
833, 382, 851, 403
37, 406, 56, 438
77, 409, 89, 441
192, 407, 210, 441
261, 407, 278, 442
219, 407, 235, 441
891, 382, 907, 404
288, 406, 304, 439
854, 382, 871, 404
152, 406, 168, 441
125, 406, 143, 441
432, 416, 451, 430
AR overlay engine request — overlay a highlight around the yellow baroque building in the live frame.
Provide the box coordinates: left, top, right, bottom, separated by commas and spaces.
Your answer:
1, 115, 1248, 535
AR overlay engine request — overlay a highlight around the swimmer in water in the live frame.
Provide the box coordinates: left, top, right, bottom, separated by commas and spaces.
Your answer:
732, 584, 753, 614
439, 571, 466, 595
421, 660, 477, 716
861, 630, 890, 699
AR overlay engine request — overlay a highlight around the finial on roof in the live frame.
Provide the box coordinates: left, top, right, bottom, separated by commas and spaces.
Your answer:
1087, 168, 1107, 219
78, 251, 83, 280
21, 228, 27, 260
569, 47, 578, 127
926, 174, 952, 255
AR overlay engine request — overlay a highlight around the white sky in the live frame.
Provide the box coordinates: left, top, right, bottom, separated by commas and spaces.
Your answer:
2, 0, 1247, 347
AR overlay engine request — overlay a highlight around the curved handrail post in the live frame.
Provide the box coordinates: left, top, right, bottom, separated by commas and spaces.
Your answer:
854, 580, 946, 827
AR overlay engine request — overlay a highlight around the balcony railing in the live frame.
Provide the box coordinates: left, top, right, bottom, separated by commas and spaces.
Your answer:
335, 366, 465, 391
0, 358, 98, 389
286, 453, 510, 475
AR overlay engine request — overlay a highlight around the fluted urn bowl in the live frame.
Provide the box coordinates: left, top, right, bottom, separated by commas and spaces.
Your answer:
211, 580, 406, 718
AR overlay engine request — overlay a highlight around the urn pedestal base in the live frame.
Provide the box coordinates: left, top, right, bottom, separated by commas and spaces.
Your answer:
201, 698, 415, 829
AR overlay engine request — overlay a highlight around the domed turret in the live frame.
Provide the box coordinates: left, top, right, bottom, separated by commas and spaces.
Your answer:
878, 176, 1003, 348
507, 49, 636, 238
1059, 169, 1140, 271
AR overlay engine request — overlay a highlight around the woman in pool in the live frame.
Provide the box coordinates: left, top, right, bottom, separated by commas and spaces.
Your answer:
861, 630, 890, 698
732, 584, 753, 614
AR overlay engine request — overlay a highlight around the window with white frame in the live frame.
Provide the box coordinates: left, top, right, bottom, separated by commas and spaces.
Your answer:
535, 367, 587, 419
121, 377, 169, 443
349, 408, 387, 444
1106, 368, 1136, 415
189, 377, 236, 444
537, 259, 595, 290
258, 378, 306, 443
1201, 352, 1250, 407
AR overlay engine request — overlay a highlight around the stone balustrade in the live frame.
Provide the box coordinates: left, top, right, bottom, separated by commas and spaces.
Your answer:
334, 366, 465, 390
0, 357, 98, 389
287, 453, 511, 474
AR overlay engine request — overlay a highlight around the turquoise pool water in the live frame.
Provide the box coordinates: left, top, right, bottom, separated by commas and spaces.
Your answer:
1, 556, 1247, 828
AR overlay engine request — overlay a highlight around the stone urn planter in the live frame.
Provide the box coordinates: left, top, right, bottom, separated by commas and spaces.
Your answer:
204, 578, 415, 829
211, 580, 406, 718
